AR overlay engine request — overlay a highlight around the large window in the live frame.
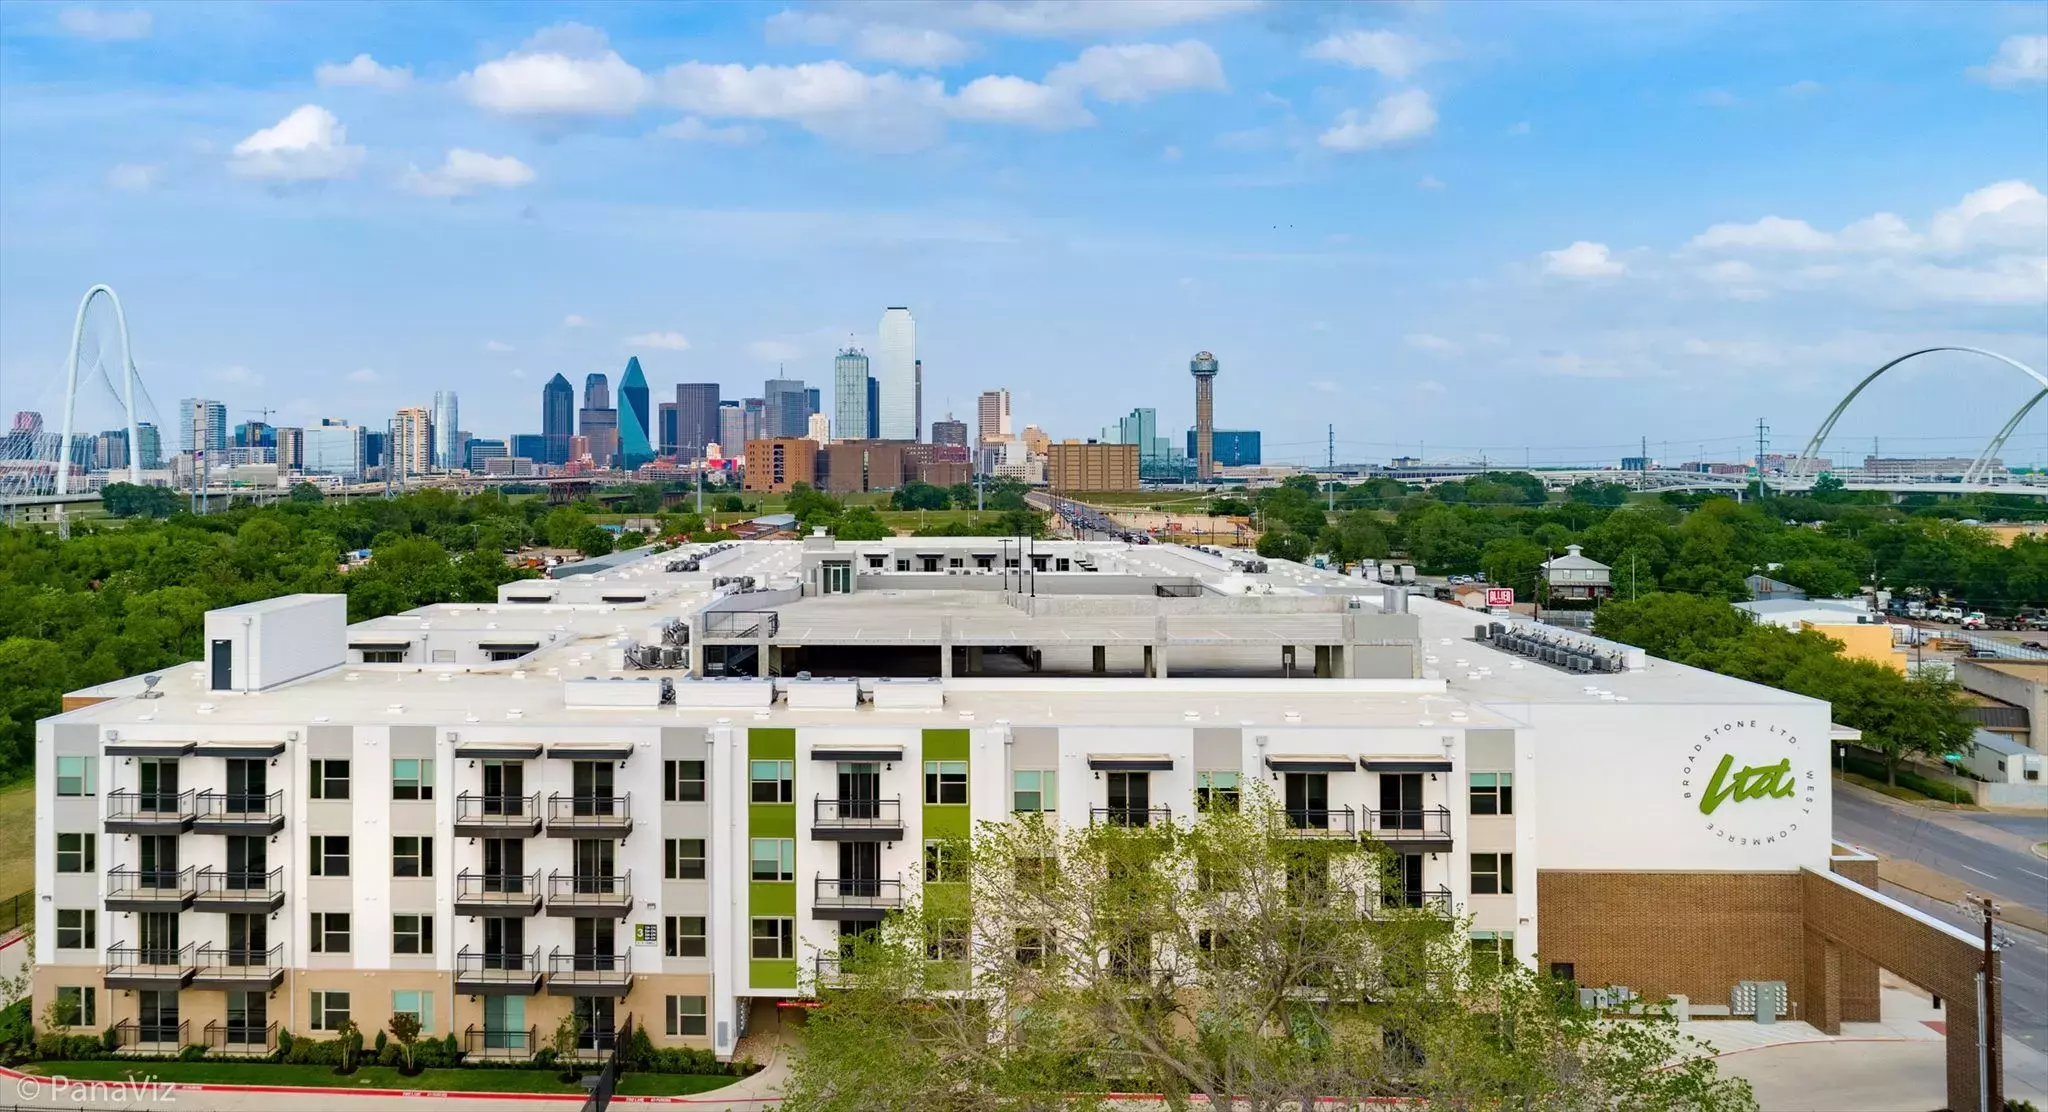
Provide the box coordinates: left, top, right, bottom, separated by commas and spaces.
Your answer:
1196, 771, 1241, 813
750, 838, 796, 881
393, 914, 433, 955
1469, 772, 1514, 816
924, 840, 964, 883
310, 760, 350, 801
665, 916, 706, 958
392, 759, 435, 801
666, 995, 708, 1037
751, 917, 795, 960
750, 760, 794, 804
309, 991, 350, 1031
1470, 930, 1515, 969
392, 990, 433, 1034
924, 761, 967, 805
1471, 852, 1513, 896
53, 986, 96, 1028
310, 912, 351, 954
310, 835, 351, 877
55, 832, 95, 874
55, 756, 94, 797
664, 760, 706, 802
55, 909, 95, 950
1012, 769, 1056, 813
392, 836, 433, 878
665, 838, 706, 880
924, 920, 968, 962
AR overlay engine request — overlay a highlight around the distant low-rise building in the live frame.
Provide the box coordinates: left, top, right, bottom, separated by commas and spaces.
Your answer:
744, 437, 819, 492
1047, 440, 1139, 492
1745, 574, 1807, 601
1541, 544, 1611, 603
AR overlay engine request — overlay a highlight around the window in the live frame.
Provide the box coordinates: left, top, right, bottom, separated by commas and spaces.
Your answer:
53, 986, 96, 1028
895, 558, 910, 572
55, 756, 94, 797
1196, 771, 1241, 813
392, 759, 435, 801
1470, 772, 1514, 816
924, 840, 964, 883
393, 914, 433, 955
665, 838, 706, 880
309, 991, 350, 1031
750, 760, 794, 804
56, 832, 95, 874
310, 912, 351, 954
1198, 928, 1233, 954
310, 835, 350, 877
925, 920, 968, 962
924, 760, 967, 805
1014, 928, 1049, 966
1012, 769, 1056, 813
391, 990, 433, 1034
310, 760, 350, 801
751, 838, 796, 881
751, 917, 795, 960
360, 649, 405, 664
665, 916, 706, 958
664, 759, 706, 802
392, 836, 433, 878
666, 995, 708, 1037
55, 909, 95, 950
1470, 931, 1514, 970
1471, 852, 1513, 896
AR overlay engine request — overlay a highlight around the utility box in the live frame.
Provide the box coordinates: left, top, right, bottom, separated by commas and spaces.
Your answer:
202, 594, 347, 692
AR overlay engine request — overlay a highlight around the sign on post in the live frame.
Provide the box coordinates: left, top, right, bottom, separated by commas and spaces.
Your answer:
1486, 587, 1515, 608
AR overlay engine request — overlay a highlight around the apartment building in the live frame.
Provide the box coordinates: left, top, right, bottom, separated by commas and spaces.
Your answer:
38, 537, 1872, 1071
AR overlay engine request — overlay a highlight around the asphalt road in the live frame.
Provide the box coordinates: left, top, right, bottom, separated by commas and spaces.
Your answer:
1878, 883, 2048, 1054
1833, 785, 2048, 918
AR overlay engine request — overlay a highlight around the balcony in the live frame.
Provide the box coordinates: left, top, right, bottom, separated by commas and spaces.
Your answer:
1090, 805, 1172, 828
193, 867, 284, 913
192, 790, 284, 835
455, 792, 542, 838
112, 1019, 189, 1054
1379, 885, 1456, 916
202, 1020, 277, 1056
812, 797, 905, 841
813, 951, 850, 988
105, 944, 196, 990
465, 1024, 539, 1060
454, 869, 542, 917
545, 948, 633, 996
105, 790, 196, 834
106, 867, 196, 911
1366, 807, 1454, 848
192, 944, 284, 991
454, 946, 544, 995
545, 793, 633, 838
812, 875, 906, 920
1275, 806, 1357, 838
545, 871, 632, 918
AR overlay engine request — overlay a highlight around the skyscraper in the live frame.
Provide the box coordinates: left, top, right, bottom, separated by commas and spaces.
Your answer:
542, 374, 575, 465
430, 391, 458, 470
177, 398, 228, 455
913, 358, 923, 441
616, 358, 655, 470
717, 401, 745, 457
763, 377, 808, 439
275, 426, 303, 471
866, 378, 880, 438
581, 373, 618, 468
1190, 350, 1219, 481
876, 307, 917, 440
303, 419, 365, 481
932, 417, 967, 448
134, 422, 162, 469
658, 403, 680, 456
674, 384, 721, 462
393, 407, 431, 477
977, 389, 1011, 445
834, 347, 871, 444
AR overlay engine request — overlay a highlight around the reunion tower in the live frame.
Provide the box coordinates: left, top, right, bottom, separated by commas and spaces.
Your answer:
1190, 350, 1219, 481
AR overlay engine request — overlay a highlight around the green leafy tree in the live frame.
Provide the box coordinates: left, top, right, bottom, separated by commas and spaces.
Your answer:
1255, 528, 1310, 563
890, 482, 951, 511
832, 508, 893, 541
551, 1013, 585, 1078
387, 1011, 422, 1073
573, 524, 615, 558
1478, 537, 1548, 602
1321, 510, 1391, 563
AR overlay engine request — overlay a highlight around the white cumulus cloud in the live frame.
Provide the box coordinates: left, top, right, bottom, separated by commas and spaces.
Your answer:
765, 11, 975, 68
1047, 40, 1225, 103
952, 0, 1261, 36
1973, 34, 2048, 87
56, 7, 150, 40
625, 331, 691, 350
316, 54, 412, 90
400, 149, 536, 198
1318, 89, 1436, 152
951, 75, 1092, 128
655, 116, 765, 144
664, 60, 950, 150
1405, 333, 1461, 356
227, 105, 365, 182
460, 24, 650, 116
1543, 241, 1627, 278
1305, 29, 1433, 80
484, 340, 515, 353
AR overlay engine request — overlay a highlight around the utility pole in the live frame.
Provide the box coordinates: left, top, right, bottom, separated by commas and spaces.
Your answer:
1755, 418, 1770, 501
1326, 424, 1334, 471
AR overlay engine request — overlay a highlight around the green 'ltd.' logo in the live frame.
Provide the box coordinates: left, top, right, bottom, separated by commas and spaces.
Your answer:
1697, 754, 1796, 815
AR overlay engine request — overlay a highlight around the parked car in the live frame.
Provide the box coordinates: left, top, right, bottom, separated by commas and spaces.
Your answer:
1961, 612, 1987, 630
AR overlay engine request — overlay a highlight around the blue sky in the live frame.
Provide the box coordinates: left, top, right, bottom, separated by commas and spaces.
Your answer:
2, 0, 2045, 467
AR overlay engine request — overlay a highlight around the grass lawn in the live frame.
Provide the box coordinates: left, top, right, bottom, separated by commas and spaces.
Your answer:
0, 778, 33, 900
25, 1060, 739, 1095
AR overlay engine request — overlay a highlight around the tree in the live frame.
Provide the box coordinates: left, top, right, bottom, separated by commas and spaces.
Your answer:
1209, 497, 1253, 517
833, 508, 893, 541
784, 793, 1754, 1112
573, 524, 615, 558
891, 482, 950, 511
1810, 472, 1846, 502
1321, 510, 1391, 563
1478, 537, 1548, 602
720, 494, 747, 513
335, 1018, 362, 1073
1255, 528, 1310, 563
388, 1011, 422, 1074
289, 481, 325, 505
551, 1013, 585, 1079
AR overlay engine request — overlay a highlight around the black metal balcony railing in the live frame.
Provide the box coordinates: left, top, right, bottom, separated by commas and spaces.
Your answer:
454, 869, 543, 914
202, 1020, 277, 1053
194, 790, 284, 826
465, 1024, 539, 1058
545, 948, 633, 995
813, 875, 906, 909
813, 797, 903, 830
704, 610, 779, 637
195, 867, 284, 906
455, 791, 541, 831
455, 946, 543, 990
107, 867, 197, 907
546, 871, 631, 907
1368, 807, 1453, 839
113, 1019, 189, 1049
545, 793, 632, 833
1380, 885, 1456, 914
107, 943, 197, 973
814, 951, 849, 986
1090, 805, 1172, 828
106, 790, 196, 830
1278, 806, 1357, 836
197, 943, 282, 971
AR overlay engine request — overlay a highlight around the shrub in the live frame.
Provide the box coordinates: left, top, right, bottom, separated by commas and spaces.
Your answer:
533, 1048, 558, 1071
277, 1030, 294, 1057
178, 1044, 206, 1062
100, 1026, 118, 1053
373, 1029, 388, 1055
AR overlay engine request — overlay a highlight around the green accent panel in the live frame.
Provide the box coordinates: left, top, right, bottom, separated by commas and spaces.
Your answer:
923, 805, 970, 841
750, 959, 798, 990
924, 881, 970, 917
748, 728, 796, 760
922, 729, 971, 762
750, 881, 796, 916
750, 804, 796, 839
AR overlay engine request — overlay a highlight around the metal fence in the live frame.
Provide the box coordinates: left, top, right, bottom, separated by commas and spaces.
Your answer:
580, 1012, 631, 1112
0, 889, 29, 936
